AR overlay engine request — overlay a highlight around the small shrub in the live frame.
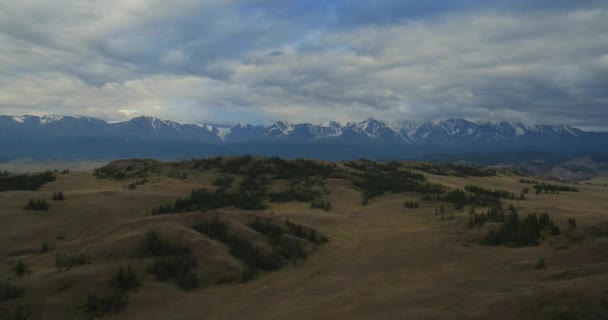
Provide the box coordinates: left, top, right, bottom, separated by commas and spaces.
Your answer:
567, 217, 577, 231
536, 258, 546, 269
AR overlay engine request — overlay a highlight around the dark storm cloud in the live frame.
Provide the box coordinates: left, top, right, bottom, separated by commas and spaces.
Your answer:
0, 0, 607, 129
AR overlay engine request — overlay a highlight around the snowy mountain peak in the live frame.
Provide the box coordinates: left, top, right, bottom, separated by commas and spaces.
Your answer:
268, 121, 293, 135
0, 114, 591, 147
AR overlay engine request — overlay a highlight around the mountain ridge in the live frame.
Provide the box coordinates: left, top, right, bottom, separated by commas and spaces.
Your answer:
1, 114, 606, 161
0, 114, 589, 144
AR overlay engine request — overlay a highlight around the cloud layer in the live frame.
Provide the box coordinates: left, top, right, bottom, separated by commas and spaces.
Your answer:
1, 1, 607, 129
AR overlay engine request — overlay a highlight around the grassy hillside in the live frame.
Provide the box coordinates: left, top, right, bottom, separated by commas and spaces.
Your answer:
1, 157, 607, 319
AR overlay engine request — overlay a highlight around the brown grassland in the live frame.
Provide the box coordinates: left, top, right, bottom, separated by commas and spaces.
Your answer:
1, 157, 607, 320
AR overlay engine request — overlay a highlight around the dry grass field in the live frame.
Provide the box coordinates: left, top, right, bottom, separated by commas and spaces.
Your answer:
1, 158, 607, 320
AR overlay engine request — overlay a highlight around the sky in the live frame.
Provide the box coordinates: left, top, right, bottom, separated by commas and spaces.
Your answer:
0, 1, 607, 130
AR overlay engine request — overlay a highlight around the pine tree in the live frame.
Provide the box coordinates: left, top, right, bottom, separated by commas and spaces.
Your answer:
40, 242, 49, 253
112, 265, 141, 291
13, 260, 28, 277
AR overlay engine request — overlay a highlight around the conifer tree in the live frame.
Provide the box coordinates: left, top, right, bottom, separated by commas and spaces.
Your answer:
13, 260, 28, 277
40, 242, 49, 253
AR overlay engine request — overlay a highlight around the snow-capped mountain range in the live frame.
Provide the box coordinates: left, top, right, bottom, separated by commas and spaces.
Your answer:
1, 114, 605, 160
0, 114, 587, 143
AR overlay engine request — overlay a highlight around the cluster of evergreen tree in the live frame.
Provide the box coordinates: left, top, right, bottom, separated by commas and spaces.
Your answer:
212, 175, 235, 189
263, 157, 338, 180
464, 185, 522, 200
55, 252, 90, 271
268, 186, 321, 203
148, 255, 199, 290
127, 178, 148, 190
404, 200, 420, 209
198, 156, 337, 181
410, 163, 496, 177
284, 219, 327, 244
439, 188, 503, 209
482, 211, 561, 247
519, 179, 539, 184
85, 291, 127, 317
159, 156, 468, 213
168, 170, 188, 180
193, 217, 283, 278
51, 192, 65, 201
25, 198, 49, 211
111, 265, 141, 291
533, 183, 579, 194
86, 265, 143, 317
0, 282, 23, 302
310, 199, 332, 211
355, 171, 445, 204
140, 231, 191, 257
434, 204, 455, 220
94, 159, 161, 179
468, 203, 512, 228
152, 187, 267, 215
247, 217, 307, 262
0, 171, 56, 192
343, 159, 402, 173
140, 231, 199, 290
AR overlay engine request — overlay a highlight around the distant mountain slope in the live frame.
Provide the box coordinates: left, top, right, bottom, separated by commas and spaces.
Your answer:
1, 115, 607, 160
423, 152, 608, 182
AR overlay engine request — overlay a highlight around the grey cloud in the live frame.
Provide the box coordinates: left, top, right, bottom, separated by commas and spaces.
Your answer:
0, 1, 607, 130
